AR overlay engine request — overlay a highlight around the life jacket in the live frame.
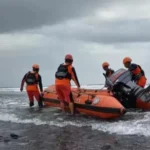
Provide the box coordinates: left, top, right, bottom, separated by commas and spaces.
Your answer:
130, 64, 146, 81
25, 72, 39, 85
138, 65, 145, 76
105, 68, 114, 77
55, 64, 72, 80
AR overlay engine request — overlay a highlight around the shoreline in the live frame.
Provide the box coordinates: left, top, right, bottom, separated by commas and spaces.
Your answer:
0, 120, 150, 150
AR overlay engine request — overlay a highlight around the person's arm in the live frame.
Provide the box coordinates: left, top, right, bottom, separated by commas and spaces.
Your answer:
38, 75, 43, 92
106, 70, 110, 77
20, 73, 27, 91
106, 69, 114, 77
71, 67, 80, 88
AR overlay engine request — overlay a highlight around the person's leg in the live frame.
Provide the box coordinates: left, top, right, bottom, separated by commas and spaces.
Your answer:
56, 85, 65, 112
34, 90, 43, 107
26, 91, 34, 107
63, 86, 74, 115
69, 92, 74, 115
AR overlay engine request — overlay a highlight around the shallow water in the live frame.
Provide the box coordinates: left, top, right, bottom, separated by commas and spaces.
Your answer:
0, 86, 150, 149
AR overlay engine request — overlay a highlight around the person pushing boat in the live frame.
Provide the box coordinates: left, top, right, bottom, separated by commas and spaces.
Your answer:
55, 54, 80, 115
123, 57, 147, 88
102, 62, 114, 77
102, 62, 114, 88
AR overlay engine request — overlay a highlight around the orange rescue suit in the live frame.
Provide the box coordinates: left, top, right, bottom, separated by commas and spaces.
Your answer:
129, 64, 146, 88
55, 63, 80, 103
20, 71, 43, 92
55, 63, 80, 87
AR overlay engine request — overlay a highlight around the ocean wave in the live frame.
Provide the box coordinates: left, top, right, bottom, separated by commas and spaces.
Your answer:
0, 84, 149, 92
0, 112, 150, 136
0, 85, 105, 92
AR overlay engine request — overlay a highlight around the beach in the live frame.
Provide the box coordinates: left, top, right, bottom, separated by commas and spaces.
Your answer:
0, 87, 150, 150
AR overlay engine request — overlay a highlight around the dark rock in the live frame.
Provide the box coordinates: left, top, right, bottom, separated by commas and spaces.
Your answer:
10, 133, 19, 139
101, 144, 111, 150
4, 138, 10, 143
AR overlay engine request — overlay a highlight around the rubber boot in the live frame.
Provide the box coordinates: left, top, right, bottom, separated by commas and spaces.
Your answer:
29, 102, 34, 107
69, 102, 74, 115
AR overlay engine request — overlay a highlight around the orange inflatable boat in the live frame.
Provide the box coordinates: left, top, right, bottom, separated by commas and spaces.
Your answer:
43, 85, 126, 119
72, 69, 150, 110
71, 87, 111, 96
42, 68, 150, 119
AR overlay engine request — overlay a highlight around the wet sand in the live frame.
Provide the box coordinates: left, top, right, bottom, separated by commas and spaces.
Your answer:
0, 120, 150, 150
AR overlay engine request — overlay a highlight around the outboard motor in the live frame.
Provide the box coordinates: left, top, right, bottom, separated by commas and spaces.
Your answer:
104, 68, 150, 103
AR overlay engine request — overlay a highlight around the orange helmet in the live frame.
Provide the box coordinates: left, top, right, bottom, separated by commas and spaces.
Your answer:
123, 57, 132, 64
65, 54, 73, 60
102, 62, 109, 68
32, 64, 39, 69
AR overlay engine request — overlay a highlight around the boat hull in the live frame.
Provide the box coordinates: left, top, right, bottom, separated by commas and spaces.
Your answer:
43, 85, 126, 119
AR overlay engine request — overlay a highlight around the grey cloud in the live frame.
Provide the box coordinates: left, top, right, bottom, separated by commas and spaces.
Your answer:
0, 40, 103, 87
83, 19, 150, 44
1, 38, 150, 87
0, 0, 109, 33
42, 18, 150, 44
1, 0, 150, 87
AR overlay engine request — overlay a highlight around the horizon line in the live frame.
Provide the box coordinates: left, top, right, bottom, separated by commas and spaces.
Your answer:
0, 83, 106, 88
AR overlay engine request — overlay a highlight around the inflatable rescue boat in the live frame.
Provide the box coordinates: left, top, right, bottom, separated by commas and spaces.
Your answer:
42, 68, 150, 119
43, 85, 126, 119
72, 69, 150, 110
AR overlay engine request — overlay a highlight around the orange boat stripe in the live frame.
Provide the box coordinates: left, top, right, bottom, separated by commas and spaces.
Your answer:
43, 98, 126, 114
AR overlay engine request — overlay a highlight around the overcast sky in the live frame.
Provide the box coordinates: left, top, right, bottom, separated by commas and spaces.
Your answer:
0, 0, 150, 87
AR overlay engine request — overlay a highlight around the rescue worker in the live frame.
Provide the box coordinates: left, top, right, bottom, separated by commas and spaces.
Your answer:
20, 64, 43, 107
123, 57, 147, 88
55, 54, 80, 115
102, 62, 114, 77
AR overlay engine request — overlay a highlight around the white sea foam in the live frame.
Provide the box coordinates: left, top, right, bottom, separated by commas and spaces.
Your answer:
0, 85, 103, 92
0, 84, 149, 92
0, 84, 150, 137
0, 112, 150, 136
